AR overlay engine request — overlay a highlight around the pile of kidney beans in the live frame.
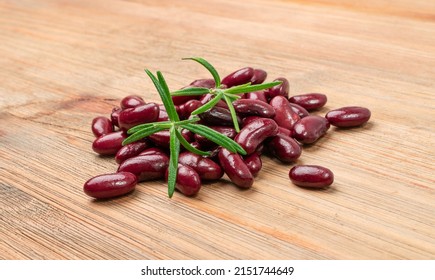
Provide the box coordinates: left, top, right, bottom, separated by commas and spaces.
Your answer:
84, 67, 371, 199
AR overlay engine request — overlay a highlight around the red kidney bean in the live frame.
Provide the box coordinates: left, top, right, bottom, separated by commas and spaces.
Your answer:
157, 105, 169, 122
199, 93, 228, 108
118, 154, 169, 181
267, 134, 302, 163
289, 165, 334, 188
92, 116, 113, 137
166, 164, 201, 196
265, 77, 289, 100
111, 106, 122, 128
221, 67, 254, 88
242, 116, 262, 126
177, 99, 202, 119
115, 141, 150, 164
83, 172, 137, 199
199, 106, 241, 126
292, 115, 330, 144
325, 106, 371, 127
245, 90, 268, 103
218, 148, 254, 189
232, 99, 275, 118
289, 93, 327, 111
178, 151, 223, 180
118, 103, 160, 130
250, 69, 267, 85
190, 78, 215, 88
277, 126, 292, 137
235, 118, 279, 155
92, 130, 127, 155
139, 147, 168, 157
194, 126, 236, 148
269, 95, 300, 130
120, 95, 145, 109
244, 153, 262, 176
289, 103, 310, 118
148, 129, 193, 148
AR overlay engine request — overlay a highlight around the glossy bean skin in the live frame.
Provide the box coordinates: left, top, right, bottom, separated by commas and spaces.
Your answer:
118, 154, 169, 182
139, 147, 168, 157
289, 165, 334, 188
178, 151, 223, 180
245, 91, 268, 103
269, 96, 300, 130
120, 95, 145, 109
157, 105, 169, 121
235, 118, 279, 155
325, 106, 371, 127
148, 129, 193, 148
233, 99, 275, 118
244, 153, 262, 176
199, 106, 241, 126
92, 131, 127, 155
289, 103, 310, 118
292, 116, 330, 144
190, 78, 215, 88
221, 67, 254, 88
250, 69, 267, 85
265, 77, 289, 100
83, 172, 137, 199
194, 126, 237, 148
166, 164, 201, 196
289, 93, 327, 111
92, 116, 113, 137
115, 141, 150, 164
218, 148, 254, 189
111, 106, 122, 128
242, 116, 262, 126
177, 99, 202, 119
118, 103, 160, 130
267, 134, 302, 163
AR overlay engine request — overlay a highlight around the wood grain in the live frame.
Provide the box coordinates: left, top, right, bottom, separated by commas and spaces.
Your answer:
0, 0, 434, 259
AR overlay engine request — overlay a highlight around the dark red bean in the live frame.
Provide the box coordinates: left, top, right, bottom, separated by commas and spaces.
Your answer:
111, 106, 122, 128
83, 172, 137, 199
232, 99, 275, 118
289, 165, 334, 188
221, 67, 254, 88
199, 93, 228, 108
277, 126, 292, 137
242, 116, 262, 126
177, 99, 202, 119
139, 147, 168, 157
289, 103, 310, 118
115, 141, 150, 164
325, 106, 371, 127
267, 134, 302, 163
218, 148, 254, 189
178, 152, 223, 180
120, 95, 145, 109
289, 93, 327, 111
118, 154, 169, 182
148, 129, 193, 148
292, 116, 330, 144
244, 153, 262, 176
245, 91, 268, 103
118, 103, 160, 130
194, 126, 237, 148
199, 106, 241, 126
92, 116, 113, 137
265, 77, 289, 100
235, 118, 279, 155
250, 69, 267, 85
190, 78, 215, 88
166, 164, 201, 196
157, 105, 169, 121
92, 131, 127, 155
269, 96, 300, 130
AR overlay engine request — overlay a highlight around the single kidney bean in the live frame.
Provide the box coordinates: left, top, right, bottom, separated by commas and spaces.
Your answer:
194, 126, 236, 148
221, 67, 254, 88
267, 134, 302, 163
242, 116, 262, 126
289, 103, 310, 118
92, 116, 113, 137
218, 148, 254, 189
115, 141, 150, 164
92, 130, 127, 155
277, 126, 292, 137
190, 78, 215, 88
177, 99, 202, 119
118, 103, 160, 130
139, 147, 168, 157
148, 129, 193, 148
166, 164, 201, 196
157, 105, 169, 122
111, 106, 122, 128
244, 153, 262, 176
245, 91, 268, 103
232, 99, 275, 118
235, 118, 279, 155
325, 106, 371, 127
265, 77, 289, 100
120, 95, 145, 109
83, 172, 137, 199
269, 95, 300, 130
289, 165, 334, 188
289, 93, 327, 111
118, 154, 169, 181
250, 68, 267, 85
292, 115, 330, 144
178, 151, 223, 180
199, 106, 241, 126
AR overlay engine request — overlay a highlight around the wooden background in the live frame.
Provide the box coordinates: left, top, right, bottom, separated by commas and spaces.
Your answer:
1, 0, 434, 259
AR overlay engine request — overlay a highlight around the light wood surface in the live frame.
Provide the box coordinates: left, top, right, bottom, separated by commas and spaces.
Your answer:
1, 0, 434, 260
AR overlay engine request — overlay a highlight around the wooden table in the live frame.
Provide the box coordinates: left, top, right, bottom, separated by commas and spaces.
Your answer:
1, 0, 434, 260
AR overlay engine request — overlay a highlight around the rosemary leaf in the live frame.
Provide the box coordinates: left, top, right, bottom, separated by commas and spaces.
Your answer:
168, 126, 180, 198
224, 81, 282, 94
175, 128, 211, 156
171, 87, 211, 96
183, 57, 221, 88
